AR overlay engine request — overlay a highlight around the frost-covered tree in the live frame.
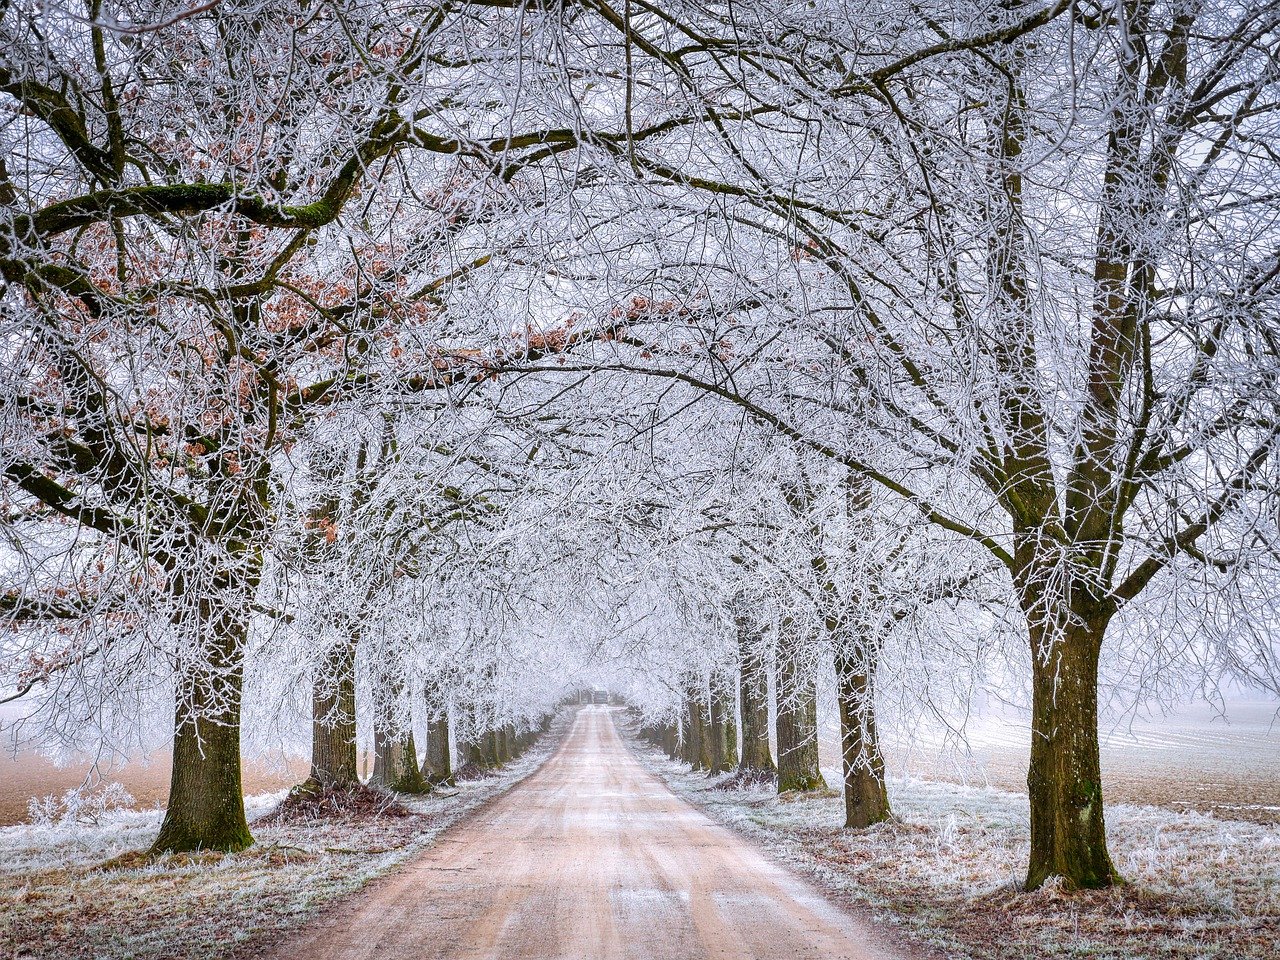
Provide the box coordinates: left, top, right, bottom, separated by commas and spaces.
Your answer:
0, 0, 685, 851
578, 0, 1280, 888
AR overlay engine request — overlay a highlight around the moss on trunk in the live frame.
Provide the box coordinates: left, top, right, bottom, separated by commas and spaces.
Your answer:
422, 713, 454, 786
151, 607, 252, 854
835, 646, 890, 829
1025, 601, 1120, 890
738, 636, 775, 773
776, 640, 825, 793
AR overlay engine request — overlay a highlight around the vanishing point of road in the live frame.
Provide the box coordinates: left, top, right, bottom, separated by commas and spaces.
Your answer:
273, 706, 909, 960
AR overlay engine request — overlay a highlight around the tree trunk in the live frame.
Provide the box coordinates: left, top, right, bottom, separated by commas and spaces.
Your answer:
422, 713, 453, 785
683, 691, 708, 770
681, 704, 694, 765
738, 634, 775, 773
1024, 594, 1119, 889
709, 684, 738, 774
709, 694, 727, 774
370, 678, 427, 793
372, 726, 427, 792
151, 602, 252, 853
776, 637, 825, 792
500, 725, 514, 764
663, 722, 678, 759
835, 645, 890, 828
484, 728, 503, 767
307, 635, 358, 788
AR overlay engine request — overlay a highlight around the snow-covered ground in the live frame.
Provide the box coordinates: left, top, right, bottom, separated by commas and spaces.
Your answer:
632, 733, 1280, 960
0, 718, 565, 960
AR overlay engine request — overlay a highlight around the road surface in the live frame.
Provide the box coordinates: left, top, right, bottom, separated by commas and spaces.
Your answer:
272, 706, 907, 960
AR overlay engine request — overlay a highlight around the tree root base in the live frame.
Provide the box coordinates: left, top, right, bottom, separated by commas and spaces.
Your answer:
713, 769, 778, 790
261, 780, 415, 824
453, 762, 501, 781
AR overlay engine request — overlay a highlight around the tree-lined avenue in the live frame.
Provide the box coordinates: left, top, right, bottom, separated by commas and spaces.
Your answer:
271, 706, 906, 960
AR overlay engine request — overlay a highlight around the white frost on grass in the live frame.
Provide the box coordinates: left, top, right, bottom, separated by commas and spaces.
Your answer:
0, 789, 292, 875
0, 715, 567, 960
632, 740, 1280, 959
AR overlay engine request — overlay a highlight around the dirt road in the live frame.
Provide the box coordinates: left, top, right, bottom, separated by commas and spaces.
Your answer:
272, 706, 907, 960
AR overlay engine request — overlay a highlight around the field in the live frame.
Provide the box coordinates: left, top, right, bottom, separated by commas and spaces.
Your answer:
836, 698, 1280, 826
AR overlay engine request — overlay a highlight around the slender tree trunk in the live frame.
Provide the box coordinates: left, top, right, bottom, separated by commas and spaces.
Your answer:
1023, 585, 1119, 889
738, 633, 775, 773
151, 601, 253, 853
835, 643, 890, 828
776, 631, 825, 792
307, 635, 358, 788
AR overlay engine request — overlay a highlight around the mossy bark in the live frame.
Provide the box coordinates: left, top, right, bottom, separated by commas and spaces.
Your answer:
484, 728, 503, 767
1024, 595, 1119, 889
738, 635, 775, 773
835, 646, 890, 829
721, 698, 738, 770
498, 725, 514, 764
372, 727, 427, 793
307, 635, 358, 788
775, 641, 825, 792
370, 673, 427, 793
422, 713, 453, 786
709, 686, 738, 774
682, 691, 709, 770
151, 605, 252, 854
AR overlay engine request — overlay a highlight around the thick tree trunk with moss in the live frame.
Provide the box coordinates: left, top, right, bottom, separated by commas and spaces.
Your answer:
151, 603, 252, 854
484, 728, 503, 767
371, 678, 427, 793
499, 725, 515, 764
372, 726, 427, 792
835, 645, 890, 829
708, 694, 727, 773
738, 635, 774, 773
775, 634, 824, 792
1023, 580, 1119, 890
680, 702, 695, 766
722, 695, 738, 770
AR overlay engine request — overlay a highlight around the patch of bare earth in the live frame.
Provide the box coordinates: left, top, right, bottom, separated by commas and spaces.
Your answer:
633, 740, 1280, 960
